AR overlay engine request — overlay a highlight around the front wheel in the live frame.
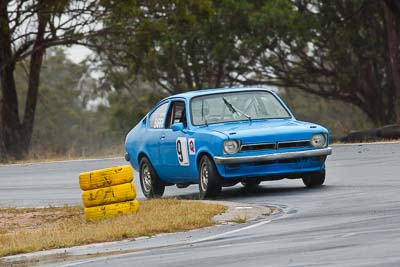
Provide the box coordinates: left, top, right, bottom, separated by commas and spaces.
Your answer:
302, 169, 325, 188
140, 157, 165, 198
198, 155, 222, 199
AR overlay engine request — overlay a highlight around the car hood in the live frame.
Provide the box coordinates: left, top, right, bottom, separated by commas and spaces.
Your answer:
205, 119, 327, 144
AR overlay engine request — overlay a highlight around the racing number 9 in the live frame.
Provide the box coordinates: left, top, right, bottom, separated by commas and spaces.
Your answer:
176, 137, 189, 166
177, 140, 183, 163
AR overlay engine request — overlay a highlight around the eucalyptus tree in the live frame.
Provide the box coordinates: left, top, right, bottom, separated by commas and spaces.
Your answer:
235, 0, 400, 126
98, 0, 400, 126
0, 0, 109, 160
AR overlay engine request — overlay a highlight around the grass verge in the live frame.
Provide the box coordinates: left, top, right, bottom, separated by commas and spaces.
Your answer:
331, 138, 400, 145
0, 144, 125, 165
0, 199, 226, 257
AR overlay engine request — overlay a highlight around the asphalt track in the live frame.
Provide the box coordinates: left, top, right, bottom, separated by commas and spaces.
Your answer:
1, 142, 400, 266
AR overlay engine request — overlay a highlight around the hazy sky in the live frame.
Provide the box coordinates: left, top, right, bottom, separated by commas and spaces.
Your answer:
65, 45, 92, 64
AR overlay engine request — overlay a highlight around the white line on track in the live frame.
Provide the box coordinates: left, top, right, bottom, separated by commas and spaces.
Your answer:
57, 259, 100, 267
55, 219, 273, 267
192, 219, 272, 243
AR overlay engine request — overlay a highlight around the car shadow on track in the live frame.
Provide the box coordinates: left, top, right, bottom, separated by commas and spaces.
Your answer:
171, 183, 331, 201
220, 184, 330, 199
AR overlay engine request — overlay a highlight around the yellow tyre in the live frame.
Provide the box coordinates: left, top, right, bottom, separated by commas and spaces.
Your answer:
82, 183, 137, 208
85, 199, 140, 221
79, 165, 133, 190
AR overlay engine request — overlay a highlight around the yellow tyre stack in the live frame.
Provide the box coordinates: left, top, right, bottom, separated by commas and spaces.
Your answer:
79, 166, 133, 190
79, 165, 139, 221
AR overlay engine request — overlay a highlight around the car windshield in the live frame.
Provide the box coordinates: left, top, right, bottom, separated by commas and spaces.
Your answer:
190, 91, 291, 126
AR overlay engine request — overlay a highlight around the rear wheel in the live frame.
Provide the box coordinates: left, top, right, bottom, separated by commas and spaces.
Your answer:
140, 157, 165, 198
198, 155, 222, 199
302, 169, 325, 187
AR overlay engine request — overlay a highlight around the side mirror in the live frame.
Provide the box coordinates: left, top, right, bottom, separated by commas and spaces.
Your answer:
171, 122, 184, 132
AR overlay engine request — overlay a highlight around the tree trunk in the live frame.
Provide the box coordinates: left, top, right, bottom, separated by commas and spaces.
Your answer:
0, 1, 24, 160
0, 103, 6, 161
383, 0, 400, 124
0, 1, 47, 160
21, 3, 47, 153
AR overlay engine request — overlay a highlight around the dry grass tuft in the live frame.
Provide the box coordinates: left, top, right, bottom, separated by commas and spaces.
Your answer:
0, 199, 226, 257
229, 216, 248, 224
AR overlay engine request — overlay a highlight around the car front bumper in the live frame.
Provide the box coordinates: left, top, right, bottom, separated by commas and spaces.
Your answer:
214, 147, 332, 165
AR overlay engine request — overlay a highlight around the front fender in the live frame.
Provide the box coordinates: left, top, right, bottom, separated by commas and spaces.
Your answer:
191, 130, 228, 178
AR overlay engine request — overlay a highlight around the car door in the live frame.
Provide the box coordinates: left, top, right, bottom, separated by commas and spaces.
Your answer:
145, 101, 170, 174
157, 99, 193, 181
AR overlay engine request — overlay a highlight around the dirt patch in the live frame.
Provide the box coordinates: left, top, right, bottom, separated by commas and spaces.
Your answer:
0, 207, 81, 234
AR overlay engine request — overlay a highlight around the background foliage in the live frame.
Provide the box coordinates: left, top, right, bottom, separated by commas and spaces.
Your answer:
1, 0, 399, 160
20, 48, 370, 158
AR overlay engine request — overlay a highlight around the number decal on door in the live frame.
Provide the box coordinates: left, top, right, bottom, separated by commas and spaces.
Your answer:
176, 137, 189, 166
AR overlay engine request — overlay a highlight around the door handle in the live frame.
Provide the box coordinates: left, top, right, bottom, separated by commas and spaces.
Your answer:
160, 135, 166, 140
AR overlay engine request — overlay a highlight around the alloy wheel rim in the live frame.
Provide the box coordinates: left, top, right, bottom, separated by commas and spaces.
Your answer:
200, 161, 208, 192
142, 164, 152, 192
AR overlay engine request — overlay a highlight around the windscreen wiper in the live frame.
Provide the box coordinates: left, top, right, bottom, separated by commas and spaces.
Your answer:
222, 97, 252, 121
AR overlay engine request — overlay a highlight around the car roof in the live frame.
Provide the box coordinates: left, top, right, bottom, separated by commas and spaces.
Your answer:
164, 87, 276, 101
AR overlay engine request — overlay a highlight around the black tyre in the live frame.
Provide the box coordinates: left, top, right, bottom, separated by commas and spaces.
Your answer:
139, 157, 165, 198
302, 169, 325, 188
198, 155, 222, 199
241, 180, 261, 190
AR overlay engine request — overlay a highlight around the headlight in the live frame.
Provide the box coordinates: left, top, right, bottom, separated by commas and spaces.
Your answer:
310, 134, 326, 148
224, 140, 240, 154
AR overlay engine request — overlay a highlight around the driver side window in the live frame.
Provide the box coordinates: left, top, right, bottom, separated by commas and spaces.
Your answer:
166, 101, 187, 128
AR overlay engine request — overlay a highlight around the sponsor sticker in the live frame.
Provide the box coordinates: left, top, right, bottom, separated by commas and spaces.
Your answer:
188, 138, 196, 155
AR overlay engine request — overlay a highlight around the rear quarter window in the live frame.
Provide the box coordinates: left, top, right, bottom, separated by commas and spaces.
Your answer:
149, 102, 168, 129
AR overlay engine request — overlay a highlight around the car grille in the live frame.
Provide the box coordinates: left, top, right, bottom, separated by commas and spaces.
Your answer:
240, 140, 311, 152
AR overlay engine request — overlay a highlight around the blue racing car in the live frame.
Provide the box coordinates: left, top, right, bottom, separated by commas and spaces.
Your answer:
125, 87, 332, 199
